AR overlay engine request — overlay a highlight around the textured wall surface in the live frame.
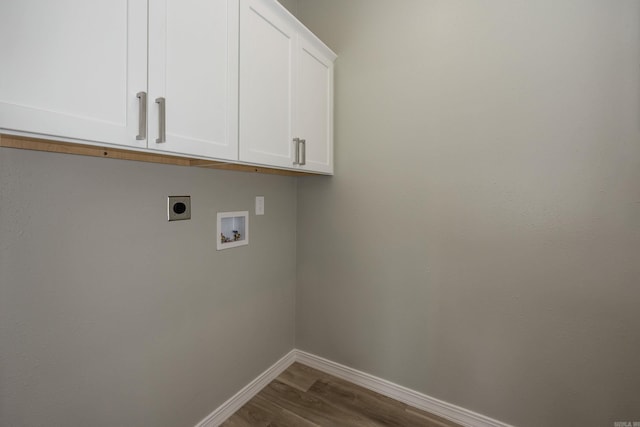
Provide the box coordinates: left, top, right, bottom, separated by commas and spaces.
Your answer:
277, 0, 298, 17
0, 148, 297, 427
295, 1, 640, 426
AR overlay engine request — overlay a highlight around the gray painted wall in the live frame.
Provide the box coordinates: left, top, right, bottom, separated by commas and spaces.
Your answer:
0, 148, 297, 426
277, 0, 298, 17
295, 1, 640, 426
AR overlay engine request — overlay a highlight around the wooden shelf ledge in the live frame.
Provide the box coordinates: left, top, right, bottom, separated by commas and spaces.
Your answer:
0, 134, 312, 177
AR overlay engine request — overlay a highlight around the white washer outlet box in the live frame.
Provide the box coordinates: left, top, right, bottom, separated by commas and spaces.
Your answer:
217, 211, 249, 250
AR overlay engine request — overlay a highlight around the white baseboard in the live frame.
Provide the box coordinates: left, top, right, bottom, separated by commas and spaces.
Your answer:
195, 348, 512, 427
194, 349, 297, 427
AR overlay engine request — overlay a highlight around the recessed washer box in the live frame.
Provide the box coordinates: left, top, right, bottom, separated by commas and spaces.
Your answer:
168, 196, 191, 221
217, 211, 249, 250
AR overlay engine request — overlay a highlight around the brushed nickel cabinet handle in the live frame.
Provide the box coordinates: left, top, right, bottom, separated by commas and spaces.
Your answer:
293, 138, 300, 165
299, 139, 306, 166
155, 97, 166, 143
136, 91, 147, 140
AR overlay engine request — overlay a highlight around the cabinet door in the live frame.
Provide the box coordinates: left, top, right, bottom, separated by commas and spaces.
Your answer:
0, 0, 147, 148
295, 38, 334, 174
238, 0, 297, 169
148, 0, 238, 160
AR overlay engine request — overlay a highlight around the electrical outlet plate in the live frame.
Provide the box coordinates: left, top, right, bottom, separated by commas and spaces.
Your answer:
255, 196, 265, 215
168, 196, 191, 221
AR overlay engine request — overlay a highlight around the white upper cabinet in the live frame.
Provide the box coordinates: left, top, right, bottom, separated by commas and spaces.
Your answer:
0, 0, 148, 148
295, 37, 334, 174
239, 0, 336, 174
148, 0, 238, 159
239, 0, 297, 169
0, 0, 238, 159
1, 0, 335, 174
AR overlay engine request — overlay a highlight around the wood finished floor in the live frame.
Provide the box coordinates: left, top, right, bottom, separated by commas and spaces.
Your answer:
221, 362, 462, 427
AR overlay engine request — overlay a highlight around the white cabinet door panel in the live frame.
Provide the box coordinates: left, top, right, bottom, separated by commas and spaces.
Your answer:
148, 0, 238, 159
296, 38, 333, 174
239, 0, 296, 168
0, 0, 147, 148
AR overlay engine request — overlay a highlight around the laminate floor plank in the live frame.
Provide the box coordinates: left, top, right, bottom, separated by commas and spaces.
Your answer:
276, 362, 326, 392
314, 373, 410, 412
308, 379, 442, 427
219, 414, 255, 427
259, 379, 380, 426
221, 394, 319, 427
310, 373, 459, 426
223, 363, 464, 426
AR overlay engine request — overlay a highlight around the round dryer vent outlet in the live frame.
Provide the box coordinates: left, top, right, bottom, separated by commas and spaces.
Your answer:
168, 196, 191, 221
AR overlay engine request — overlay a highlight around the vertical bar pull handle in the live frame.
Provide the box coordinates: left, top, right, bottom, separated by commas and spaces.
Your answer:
156, 97, 166, 143
299, 139, 306, 166
136, 91, 147, 140
293, 138, 300, 165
